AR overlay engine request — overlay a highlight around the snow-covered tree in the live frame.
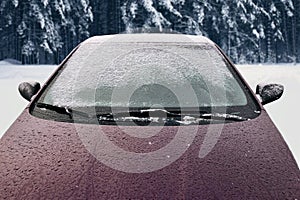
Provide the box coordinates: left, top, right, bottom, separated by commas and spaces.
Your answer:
0, 0, 299, 64
0, 0, 93, 64
120, 0, 296, 63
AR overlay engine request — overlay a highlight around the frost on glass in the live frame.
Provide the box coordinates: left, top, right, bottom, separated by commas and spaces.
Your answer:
42, 39, 247, 108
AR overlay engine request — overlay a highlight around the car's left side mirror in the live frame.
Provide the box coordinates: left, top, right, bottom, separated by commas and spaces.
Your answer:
18, 81, 41, 101
256, 83, 284, 105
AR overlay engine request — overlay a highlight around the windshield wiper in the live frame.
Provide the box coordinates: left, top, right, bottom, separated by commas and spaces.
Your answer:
96, 108, 204, 118
199, 113, 250, 122
35, 104, 249, 124
96, 109, 249, 123
95, 108, 183, 124
168, 113, 249, 125
35, 103, 90, 119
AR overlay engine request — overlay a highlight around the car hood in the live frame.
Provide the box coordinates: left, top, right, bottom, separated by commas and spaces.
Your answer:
0, 108, 299, 199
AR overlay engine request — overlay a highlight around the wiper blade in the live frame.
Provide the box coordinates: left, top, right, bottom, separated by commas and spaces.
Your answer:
140, 108, 182, 117
95, 108, 182, 123
200, 113, 250, 121
172, 113, 249, 125
96, 108, 248, 120
96, 108, 178, 117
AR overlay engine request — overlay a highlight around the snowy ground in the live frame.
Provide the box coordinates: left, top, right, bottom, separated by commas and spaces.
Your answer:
0, 61, 56, 136
0, 62, 299, 166
237, 64, 300, 166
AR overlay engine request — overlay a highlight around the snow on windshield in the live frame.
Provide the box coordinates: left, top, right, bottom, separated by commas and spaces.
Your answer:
41, 38, 247, 108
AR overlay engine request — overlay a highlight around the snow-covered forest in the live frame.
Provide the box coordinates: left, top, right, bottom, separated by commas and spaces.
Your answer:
0, 0, 299, 64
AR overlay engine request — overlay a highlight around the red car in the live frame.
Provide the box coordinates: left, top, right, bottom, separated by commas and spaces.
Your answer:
1, 34, 299, 199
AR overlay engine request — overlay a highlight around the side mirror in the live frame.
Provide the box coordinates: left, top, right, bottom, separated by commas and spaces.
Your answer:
256, 83, 284, 105
18, 81, 41, 101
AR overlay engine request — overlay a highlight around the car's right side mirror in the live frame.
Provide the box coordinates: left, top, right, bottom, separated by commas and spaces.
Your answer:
256, 83, 284, 105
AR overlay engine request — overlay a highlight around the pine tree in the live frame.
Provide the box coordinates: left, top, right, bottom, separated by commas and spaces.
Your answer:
0, 0, 299, 64
0, 0, 93, 64
295, 0, 300, 62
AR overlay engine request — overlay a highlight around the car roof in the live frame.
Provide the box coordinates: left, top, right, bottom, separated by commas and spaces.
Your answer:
82, 33, 215, 45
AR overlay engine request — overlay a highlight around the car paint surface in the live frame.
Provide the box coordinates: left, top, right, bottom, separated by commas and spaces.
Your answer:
0, 34, 299, 199
0, 108, 299, 199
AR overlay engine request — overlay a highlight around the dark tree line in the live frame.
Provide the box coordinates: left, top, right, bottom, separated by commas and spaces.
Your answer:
0, 0, 299, 64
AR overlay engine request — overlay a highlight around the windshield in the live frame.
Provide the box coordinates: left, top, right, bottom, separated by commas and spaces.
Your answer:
32, 35, 260, 125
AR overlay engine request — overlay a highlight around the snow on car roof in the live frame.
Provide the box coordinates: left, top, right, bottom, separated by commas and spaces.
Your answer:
83, 33, 214, 45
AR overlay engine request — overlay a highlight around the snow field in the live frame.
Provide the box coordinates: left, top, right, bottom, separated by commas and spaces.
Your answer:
0, 64, 56, 136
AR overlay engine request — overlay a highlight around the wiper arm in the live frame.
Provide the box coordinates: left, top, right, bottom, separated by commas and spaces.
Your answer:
35, 103, 90, 119
36, 103, 71, 118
